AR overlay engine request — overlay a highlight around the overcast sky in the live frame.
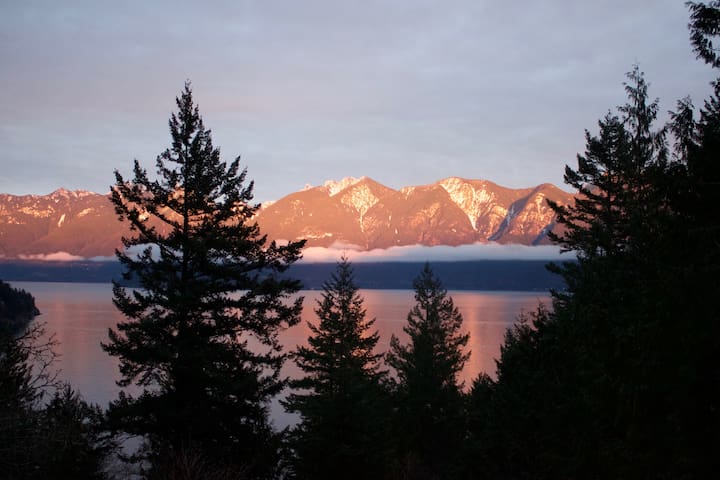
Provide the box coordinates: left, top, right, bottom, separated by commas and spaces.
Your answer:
1, 0, 717, 203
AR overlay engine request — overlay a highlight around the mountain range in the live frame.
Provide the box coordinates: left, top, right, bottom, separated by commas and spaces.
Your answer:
0, 177, 574, 259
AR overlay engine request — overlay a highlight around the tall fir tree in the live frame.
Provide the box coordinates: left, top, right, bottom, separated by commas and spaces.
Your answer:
547, 65, 667, 263
386, 263, 469, 479
283, 256, 389, 480
683, 1, 720, 243
664, 2, 720, 469
465, 54, 720, 478
102, 82, 305, 477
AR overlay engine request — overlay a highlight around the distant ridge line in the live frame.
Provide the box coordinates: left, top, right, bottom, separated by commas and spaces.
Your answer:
0, 176, 575, 259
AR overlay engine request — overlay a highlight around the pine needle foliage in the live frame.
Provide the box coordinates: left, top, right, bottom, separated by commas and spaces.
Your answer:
103, 82, 305, 477
386, 263, 469, 478
284, 256, 388, 480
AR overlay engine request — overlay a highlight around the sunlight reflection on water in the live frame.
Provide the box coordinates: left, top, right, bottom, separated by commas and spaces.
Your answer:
14, 282, 549, 428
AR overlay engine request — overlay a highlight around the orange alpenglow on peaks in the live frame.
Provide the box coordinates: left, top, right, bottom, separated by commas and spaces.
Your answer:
0, 178, 573, 259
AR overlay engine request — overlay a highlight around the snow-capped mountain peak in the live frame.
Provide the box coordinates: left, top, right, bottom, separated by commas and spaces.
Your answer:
323, 176, 365, 196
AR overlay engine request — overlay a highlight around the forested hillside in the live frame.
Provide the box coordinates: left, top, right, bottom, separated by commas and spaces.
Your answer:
0, 280, 39, 333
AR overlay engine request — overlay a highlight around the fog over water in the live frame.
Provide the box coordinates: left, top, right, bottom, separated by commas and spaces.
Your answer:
299, 242, 571, 263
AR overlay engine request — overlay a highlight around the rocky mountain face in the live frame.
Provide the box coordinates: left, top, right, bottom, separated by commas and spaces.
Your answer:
256, 176, 573, 249
0, 188, 125, 259
0, 178, 574, 259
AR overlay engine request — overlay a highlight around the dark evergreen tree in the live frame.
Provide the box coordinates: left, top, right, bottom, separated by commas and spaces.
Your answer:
0, 279, 40, 334
102, 82, 305, 477
660, 3, 720, 469
463, 7, 720, 478
688, 1, 720, 68
1, 324, 111, 479
669, 96, 697, 163
284, 257, 389, 480
33, 385, 115, 480
386, 263, 469, 479
463, 67, 704, 479
547, 65, 667, 261
1, 322, 55, 478
463, 306, 568, 480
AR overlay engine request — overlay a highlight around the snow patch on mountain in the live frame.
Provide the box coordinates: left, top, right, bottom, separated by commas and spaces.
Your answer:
50, 188, 72, 201
490, 204, 519, 241
20, 206, 54, 218
57, 214, 66, 227
439, 177, 495, 231
400, 186, 415, 197
339, 183, 379, 233
303, 231, 334, 240
49, 188, 94, 201
532, 193, 546, 210
509, 193, 553, 235
324, 177, 364, 196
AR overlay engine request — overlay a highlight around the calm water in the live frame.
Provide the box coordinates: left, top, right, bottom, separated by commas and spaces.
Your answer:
13, 282, 549, 426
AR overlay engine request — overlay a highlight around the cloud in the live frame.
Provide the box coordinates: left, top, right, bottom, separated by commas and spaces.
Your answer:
3, 0, 715, 202
12, 243, 573, 264
88, 255, 119, 262
18, 251, 85, 262
299, 242, 574, 263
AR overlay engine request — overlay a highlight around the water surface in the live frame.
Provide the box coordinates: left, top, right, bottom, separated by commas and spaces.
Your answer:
14, 282, 549, 422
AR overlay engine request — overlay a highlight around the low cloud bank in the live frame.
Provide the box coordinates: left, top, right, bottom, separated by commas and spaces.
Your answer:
299, 242, 574, 263
12, 252, 118, 262
17, 251, 85, 262
9, 243, 574, 264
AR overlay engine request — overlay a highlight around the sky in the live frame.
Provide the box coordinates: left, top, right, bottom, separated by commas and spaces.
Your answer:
1, 0, 717, 204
